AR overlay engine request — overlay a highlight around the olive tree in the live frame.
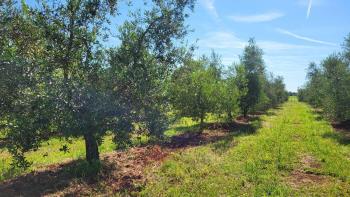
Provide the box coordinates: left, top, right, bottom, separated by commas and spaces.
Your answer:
239, 38, 267, 117
108, 0, 195, 145
2, 0, 195, 167
321, 54, 350, 121
169, 57, 219, 131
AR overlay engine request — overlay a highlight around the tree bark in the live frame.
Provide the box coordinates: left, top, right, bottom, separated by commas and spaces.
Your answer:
243, 107, 248, 118
228, 111, 233, 122
199, 113, 205, 133
84, 132, 100, 163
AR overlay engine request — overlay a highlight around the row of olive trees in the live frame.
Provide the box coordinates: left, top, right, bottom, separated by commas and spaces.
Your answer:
0, 0, 195, 167
298, 34, 350, 122
0, 0, 287, 169
169, 39, 289, 132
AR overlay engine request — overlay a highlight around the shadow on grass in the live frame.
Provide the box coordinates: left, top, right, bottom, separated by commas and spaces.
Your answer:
323, 120, 350, 146
310, 108, 350, 146
163, 116, 262, 152
266, 111, 277, 116
0, 159, 102, 197
322, 132, 350, 145
0, 137, 7, 149
207, 121, 261, 154
0, 114, 265, 196
169, 124, 199, 135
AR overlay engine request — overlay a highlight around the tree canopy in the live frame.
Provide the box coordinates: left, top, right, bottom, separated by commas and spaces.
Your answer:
298, 35, 350, 122
1, 0, 287, 170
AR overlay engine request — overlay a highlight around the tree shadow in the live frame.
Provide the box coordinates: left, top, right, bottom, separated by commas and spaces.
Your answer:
0, 114, 264, 196
0, 134, 8, 150
265, 111, 277, 116
0, 159, 99, 196
208, 118, 262, 154
322, 132, 350, 145
0, 145, 169, 196
0, 139, 6, 149
332, 120, 350, 131
323, 120, 350, 146
310, 108, 350, 146
162, 117, 262, 150
169, 124, 199, 134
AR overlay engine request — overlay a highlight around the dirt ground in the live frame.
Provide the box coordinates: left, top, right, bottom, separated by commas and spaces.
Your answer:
0, 122, 243, 197
287, 154, 328, 188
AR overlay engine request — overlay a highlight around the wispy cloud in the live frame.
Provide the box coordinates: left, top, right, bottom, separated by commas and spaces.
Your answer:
196, 31, 334, 91
198, 31, 316, 52
276, 28, 337, 46
198, 32, 245, 49
258, 41, 313, 51
201, 0, 218, 19
298, 0, 325, 18
228, 12, 284, 23
297, 0, 324, 7
307, 0, 312, 18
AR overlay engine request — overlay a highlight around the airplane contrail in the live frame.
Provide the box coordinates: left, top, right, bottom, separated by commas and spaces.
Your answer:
307, 0, 313, 18
276, 28, 337, 46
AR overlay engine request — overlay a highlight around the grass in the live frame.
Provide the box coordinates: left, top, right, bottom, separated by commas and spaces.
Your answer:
164, 114, 225, 137
2, 97, 350, 196
0, 113, 217, 182
141, 97, 350, 196
0, 136, 115, 181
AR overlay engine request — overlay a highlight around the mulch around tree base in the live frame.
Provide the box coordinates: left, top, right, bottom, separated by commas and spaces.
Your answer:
0, 127, 234, 197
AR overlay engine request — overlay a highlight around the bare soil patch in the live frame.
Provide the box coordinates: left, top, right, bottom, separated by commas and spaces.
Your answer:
288, 170, 329, 188
287, 154, 329, 188
0, 128, 235, 196
329, 120, 350, 145
235, 115, 260, 124
332, 120, 350, 132
301, 154, 322, 169
332, 120, 350, 142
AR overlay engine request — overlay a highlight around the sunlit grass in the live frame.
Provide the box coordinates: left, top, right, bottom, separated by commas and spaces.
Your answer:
142, 97, 350, 196
0, 135, 115, 181
0, 114, 215, 181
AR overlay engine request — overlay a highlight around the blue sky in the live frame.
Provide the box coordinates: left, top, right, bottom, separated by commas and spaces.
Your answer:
186, 0, 350, 91
25, 0, 350, 91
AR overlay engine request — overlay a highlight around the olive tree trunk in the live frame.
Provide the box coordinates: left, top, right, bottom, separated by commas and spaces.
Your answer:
84, 132, 100, 163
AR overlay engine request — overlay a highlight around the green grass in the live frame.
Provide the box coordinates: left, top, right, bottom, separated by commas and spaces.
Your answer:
2, 97, 350, 196
0, 114, 207, 182
164, 114, 225, 137
0, 136, 116, 181
141, 97, 350, 196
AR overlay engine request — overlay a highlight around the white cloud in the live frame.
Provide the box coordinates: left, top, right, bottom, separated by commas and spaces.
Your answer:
307, 0, 312, 18
297, 0, 324, 7
298, 0, 325, 18
195, 31, 336, 91
201, 0, 218, 19
259, 41, 313, 51
198, 32, 246, 49
276, 28, 338, 46
198, 31, 314, 52
228, 12, 284, 23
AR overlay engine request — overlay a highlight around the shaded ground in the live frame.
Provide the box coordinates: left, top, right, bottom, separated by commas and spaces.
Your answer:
332, 120, 350, 132
0, 139, 5, 149
323, 120, 350, 145
0, 119, 259, 196
0, 145, 168, 197
311, 110, 350, 145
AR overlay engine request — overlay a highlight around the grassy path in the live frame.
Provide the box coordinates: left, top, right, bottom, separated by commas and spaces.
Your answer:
142, 97, 350, 196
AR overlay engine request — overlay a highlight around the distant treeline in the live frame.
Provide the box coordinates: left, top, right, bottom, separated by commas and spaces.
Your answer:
298, 34, 350, 122
0, 0, 287, 167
